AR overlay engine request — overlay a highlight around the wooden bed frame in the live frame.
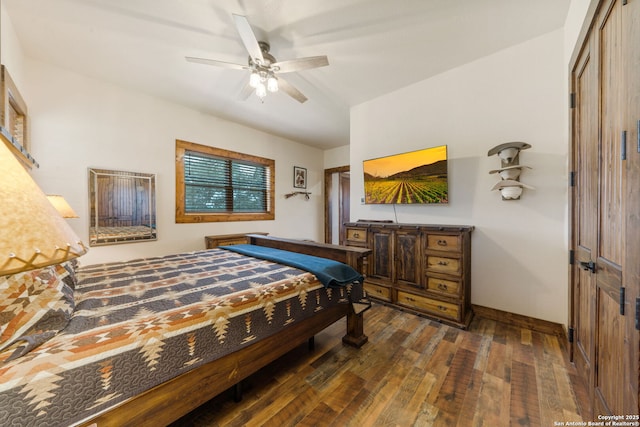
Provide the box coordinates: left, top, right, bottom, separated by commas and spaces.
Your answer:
78, 235, 371, 427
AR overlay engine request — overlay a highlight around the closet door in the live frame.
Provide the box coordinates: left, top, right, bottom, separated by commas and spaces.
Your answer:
622, 0, 639, 415
570, 0, 638, 416
570, 27, 598, 415
593, 0, 626, 415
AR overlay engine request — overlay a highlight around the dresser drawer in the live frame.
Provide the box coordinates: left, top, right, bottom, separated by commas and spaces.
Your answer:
426, 234, 461, 252
215, 238, 250, 246
346, 228, 367, 245
205, 232, 268, 249
426, 276, 461, 296
396, 291, 460, 321
426, 255, 461, 275
364, 282, 391, 301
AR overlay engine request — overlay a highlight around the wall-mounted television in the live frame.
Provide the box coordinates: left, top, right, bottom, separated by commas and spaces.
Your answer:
363, 145, 448, 204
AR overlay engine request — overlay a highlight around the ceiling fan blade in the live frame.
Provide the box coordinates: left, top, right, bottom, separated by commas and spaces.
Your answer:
278, 77, 308, 103
186, 56, 248, 70
232, 14, 264, 64
273, 56, 329, 74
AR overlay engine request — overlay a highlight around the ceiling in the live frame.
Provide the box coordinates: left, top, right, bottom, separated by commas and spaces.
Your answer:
4, 0, 570, 149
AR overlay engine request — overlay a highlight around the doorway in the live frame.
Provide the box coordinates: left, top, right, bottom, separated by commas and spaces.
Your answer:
324, 166, 350, 245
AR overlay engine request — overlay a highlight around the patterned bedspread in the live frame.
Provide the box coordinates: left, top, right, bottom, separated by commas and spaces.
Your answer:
0, 248, 363, 427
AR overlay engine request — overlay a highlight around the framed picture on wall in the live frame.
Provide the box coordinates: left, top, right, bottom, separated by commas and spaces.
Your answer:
294, 166, 307, 189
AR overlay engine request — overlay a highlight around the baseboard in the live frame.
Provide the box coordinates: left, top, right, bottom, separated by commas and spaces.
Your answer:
471, 304, 566, 338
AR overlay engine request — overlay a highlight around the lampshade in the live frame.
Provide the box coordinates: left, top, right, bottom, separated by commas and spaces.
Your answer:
0, 140, 87, 276
46, 195, 79, 218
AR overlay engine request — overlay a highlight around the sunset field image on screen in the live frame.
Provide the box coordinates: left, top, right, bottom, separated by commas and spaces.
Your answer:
363, 145, 448, 204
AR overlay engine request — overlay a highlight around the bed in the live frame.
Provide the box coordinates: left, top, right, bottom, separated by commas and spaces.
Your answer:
0, 235, 370, 427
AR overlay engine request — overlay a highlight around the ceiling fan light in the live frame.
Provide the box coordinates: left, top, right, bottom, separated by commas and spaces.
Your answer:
249, 72, 260, 88
267, 76, 278, 92
255, 82, 267, 99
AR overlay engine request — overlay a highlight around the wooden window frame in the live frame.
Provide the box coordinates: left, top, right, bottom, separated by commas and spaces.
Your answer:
1, 65, 36, 168
175, 139, 275, 223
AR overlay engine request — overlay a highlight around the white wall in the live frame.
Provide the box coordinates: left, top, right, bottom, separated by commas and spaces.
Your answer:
0, 2, 26, 90
324, 145, 349, 169
13, 58, 324, 266
564, 0, 597, 66
351, 29, 568, 325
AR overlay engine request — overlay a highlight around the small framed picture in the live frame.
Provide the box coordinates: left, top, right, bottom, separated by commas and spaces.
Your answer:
293, 166, 307, 189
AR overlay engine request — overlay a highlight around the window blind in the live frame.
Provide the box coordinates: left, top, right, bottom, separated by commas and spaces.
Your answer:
184, 150, 270, 213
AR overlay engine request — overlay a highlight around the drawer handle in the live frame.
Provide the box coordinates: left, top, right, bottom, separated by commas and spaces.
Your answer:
437, 283, 448, 291
353, 232, 360, 238
437, 239, 448, 246
437, 261, 449, 266
437, 305, 448, 312
375, 289, 383, 294
406, 296, 416, 302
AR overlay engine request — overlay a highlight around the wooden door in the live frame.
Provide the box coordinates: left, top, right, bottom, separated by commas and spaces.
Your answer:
570, 26, 598, 412
338, 173, 350, 245
323, 166, 349, 245
394, 228, 421, 290
570, 0, 637, 416
622, 0, 640, 414
593, 1, 625, 415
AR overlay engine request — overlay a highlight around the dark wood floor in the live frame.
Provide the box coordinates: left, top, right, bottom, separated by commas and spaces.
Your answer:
171, 303, 588, 427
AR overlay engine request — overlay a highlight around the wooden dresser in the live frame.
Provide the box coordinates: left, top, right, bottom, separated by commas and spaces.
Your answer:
344, 221, 474, 328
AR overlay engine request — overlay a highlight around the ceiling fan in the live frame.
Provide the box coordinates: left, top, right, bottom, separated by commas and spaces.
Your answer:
186, 14, 329, 103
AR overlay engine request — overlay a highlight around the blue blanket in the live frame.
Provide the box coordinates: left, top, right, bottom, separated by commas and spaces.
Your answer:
219, 244, 363, 288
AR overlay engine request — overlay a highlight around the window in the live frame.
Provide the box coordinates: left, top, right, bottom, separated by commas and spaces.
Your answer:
175, 140, 274, 222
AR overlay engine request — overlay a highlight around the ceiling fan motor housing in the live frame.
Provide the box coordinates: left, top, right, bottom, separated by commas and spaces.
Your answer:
250, 41, 277, 69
